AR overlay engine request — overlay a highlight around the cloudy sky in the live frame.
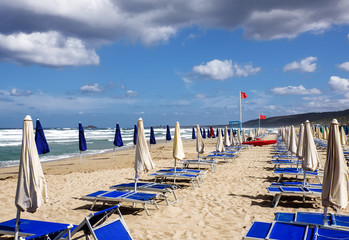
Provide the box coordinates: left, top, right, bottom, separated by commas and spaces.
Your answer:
1, 0, 349, 128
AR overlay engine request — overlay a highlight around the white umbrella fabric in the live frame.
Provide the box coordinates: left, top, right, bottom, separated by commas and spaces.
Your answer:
134, 118, 155, 191
242, 129, 247, 142
196, 124, 204, 157
322, 119, 349, 224
237, 130, 242, 145
340, 126, 347, 146
288, 125, 297, 155
173, 122, 185, 172
15, 115, 48, 239
296, 124, 304, 160
224, 126, 231, 147
230, 129, 235, 146
216, 129, 225, 152
302, 120, 320, 185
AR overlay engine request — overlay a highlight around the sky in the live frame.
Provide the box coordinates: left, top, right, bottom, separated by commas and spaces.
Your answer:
1, 0, 349, 128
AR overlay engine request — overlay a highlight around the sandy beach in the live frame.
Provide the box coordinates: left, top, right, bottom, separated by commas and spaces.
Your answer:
0, 134, 347, 239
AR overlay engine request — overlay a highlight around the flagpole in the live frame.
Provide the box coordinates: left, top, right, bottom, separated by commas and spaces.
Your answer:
240, 91, 242, 130
259, 115, 260, 129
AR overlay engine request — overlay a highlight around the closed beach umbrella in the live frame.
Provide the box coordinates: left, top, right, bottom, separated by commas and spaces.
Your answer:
166, 125, 171, 141
210, 125, 215, 138
135, 118, 155, 191
296, 124, 304, 160
340, 126, 347, 146
196, 124, 204, 157
302, 120, 320, 184
322, 119, 349, 224
237, 130, 242, 145
224, 126, 231, 146
288, 125, 297, 155
207, 128, 211, 138
242, 129, 246, 143
173, 122, 185, 172
216, 128, 225, 152
150, 126, 156, 145
202, 128, 206, 138
79, 122, 87, 163
192, 127, 196, 140
15, 115, 48, 239
230, 129, 235, 146
133, 124, 137, 145
113, 123, 123, 147
35, 119, 50, 154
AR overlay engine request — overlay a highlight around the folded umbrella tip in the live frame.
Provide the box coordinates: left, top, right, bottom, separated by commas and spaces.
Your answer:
24, 115, 32, 121
332, 119, 338, 124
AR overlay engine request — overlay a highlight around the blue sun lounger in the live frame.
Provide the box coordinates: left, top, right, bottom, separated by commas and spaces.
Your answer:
201, 154, 237, 163
270, 182, 322, 189
150, 172, 201, 189
268, 186, 322, 207
244, 221, 349, 240
82, 190, 159, 216
273, 155, 298, 159
181, 159, 217, 172
110, 182, 178, 205
274, 168, 322, 183
0, 205, 132, 240
0, 219, 72, 240
274, 211, 349, 230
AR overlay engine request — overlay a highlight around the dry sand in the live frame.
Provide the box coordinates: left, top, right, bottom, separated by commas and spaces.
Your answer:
0, 135, 348, 239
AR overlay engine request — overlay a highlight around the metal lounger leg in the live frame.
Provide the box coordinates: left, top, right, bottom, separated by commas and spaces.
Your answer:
143, 203, 151, 216
277, 174, 283, 182
90, 199, 97, 210
272, 194, 281, 208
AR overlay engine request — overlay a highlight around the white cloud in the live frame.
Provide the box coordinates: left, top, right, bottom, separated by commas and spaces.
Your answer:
195, 94, 206, 98
338, 62, 349, 71
80, 83, 102, 94
283, 56, 317, 72
126, 90, 138, 97
9, 88, 32, 96
271, 85, 321, 95
0, 31, 99, 67
192, 59, 260, 81
328, 76, 349, 91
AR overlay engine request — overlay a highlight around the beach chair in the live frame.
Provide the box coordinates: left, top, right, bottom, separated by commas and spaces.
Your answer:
0, 205, 132, 240
150, 172, 201, 189
82, 190, 159, 216
267, 186, 322, 207
181, 159, 217, 172
271, 159, 300, 168
244, 221, 349, 239
201, 154, 236, 163
273, 168, 323, 183
272, 154, 298, 159
110, 182, 178, 205
270, 182, 322, 189
0, 219, 72, 240
274, 211, 349, 230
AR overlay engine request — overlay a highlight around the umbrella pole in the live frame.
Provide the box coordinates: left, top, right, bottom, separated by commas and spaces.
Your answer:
113, 146, 115, 159
303, 170, 307, 187
323, 207, 328, 225
174, 159, 177, 184
80, 151, 82, 164
14, 209, 21, 240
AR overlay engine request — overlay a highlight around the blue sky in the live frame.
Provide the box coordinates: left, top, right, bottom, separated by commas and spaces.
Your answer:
1, 1, 349, 128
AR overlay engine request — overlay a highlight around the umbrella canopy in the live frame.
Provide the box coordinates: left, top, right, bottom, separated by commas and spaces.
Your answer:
322, 119, 349, 210
16, 115, 48, 213
230, 129, 235, 146
173, 122, 185, 161
207, 128, 211, 138
296, 124, 304, 159
35, 119, 50, 154
78, 122, 87, 152
150, 126, 156, 144
15, 116, 48, 239
288, 125, 297, 155
196, 124, 204, 155
113, 123, 123, 147
202, 128, 206, 138
340, 126, 347, 146
192, 127, 196, 139
166, 125, 171, 141
210, 125, 215, 138
237, 130, 242, 145
224, 126, 231, 146
133, 124, 137, 145
302, 120, 320, 172
216, 128, 225, 152
242, 129, 247, 142
135, 118, 155, 188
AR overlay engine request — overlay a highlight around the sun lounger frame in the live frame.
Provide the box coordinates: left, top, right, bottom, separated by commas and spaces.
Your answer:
150, 172, 200, 189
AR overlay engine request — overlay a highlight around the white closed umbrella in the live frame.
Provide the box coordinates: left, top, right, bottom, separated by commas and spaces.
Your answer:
230, 128, 235, 146
134, 118, 155, 191
196, 124, 204, 157
224, 126, 231, 147
322, 119, 349, 224
15, 115, 48, 240
237, 130, 242, 145
242, 129, 247, 143
288, 125, 297, 155
173, 122, 185, 172
216, 128, 225, 152
302, 120, 320, 185
340, 126, 347, 146
296, 124, 304, 160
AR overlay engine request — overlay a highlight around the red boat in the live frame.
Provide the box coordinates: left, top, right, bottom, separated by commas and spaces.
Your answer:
242, 139, 277, 146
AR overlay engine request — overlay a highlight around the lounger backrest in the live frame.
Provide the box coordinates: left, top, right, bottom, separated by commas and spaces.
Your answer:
91, 218, 132, 240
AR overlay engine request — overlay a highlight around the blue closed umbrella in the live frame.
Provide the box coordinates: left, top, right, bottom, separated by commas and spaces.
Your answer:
216, 128, 219, 137
79, 122, 87, 164
35, 119, 50, 154
113, 123, 123, 147
133, 124, 137, 145
202, 128, 206, 138
207, 128, 211, 138
192, 127, 196, 139
150, 127, 156, 144
166, 125, 171, 141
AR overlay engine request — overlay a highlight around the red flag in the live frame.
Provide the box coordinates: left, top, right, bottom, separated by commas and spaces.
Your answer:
241, 92, 247, 99
260, 115, 266, 119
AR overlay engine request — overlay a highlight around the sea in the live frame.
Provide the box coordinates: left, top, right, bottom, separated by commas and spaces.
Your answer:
0, 127, 278, 168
